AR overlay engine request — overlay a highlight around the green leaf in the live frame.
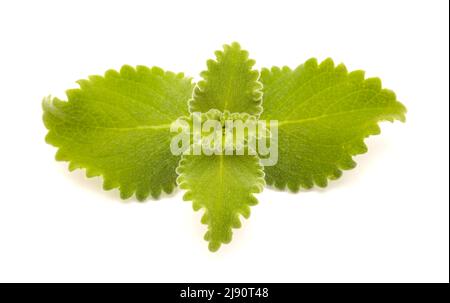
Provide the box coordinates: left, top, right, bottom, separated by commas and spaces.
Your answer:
43, 65, 194, 200
260, 58, 407, 191
176, 154, 265, 252
189, 42, 263, 115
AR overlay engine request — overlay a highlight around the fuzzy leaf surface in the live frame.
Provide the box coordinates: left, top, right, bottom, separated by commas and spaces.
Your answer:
260, 58, 407, 191
177, 155, 265, 251
189, 42, 263, 115
43, 66, 194, 200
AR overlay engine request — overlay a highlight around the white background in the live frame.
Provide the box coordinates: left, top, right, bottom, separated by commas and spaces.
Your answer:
0, 0, 448, 283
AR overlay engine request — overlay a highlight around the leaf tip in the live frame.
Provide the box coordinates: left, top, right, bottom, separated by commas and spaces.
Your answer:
208, 241, 221, 252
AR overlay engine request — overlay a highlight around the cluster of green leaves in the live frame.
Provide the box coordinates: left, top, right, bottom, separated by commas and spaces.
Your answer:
43, 42, 406, 251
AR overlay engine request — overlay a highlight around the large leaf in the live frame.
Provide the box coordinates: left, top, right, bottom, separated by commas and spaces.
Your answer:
176, 155, 265, 251
260, 58, 407, 191
189, 42, 263, 115
43, 65, 194, 200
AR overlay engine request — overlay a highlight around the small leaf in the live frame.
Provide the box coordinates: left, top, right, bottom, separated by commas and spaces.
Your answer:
260, 58, 407, 191
172, 109, 264, 155
43, 65, 194, 200
177, 154, 265, 251
189, 42, 263, 115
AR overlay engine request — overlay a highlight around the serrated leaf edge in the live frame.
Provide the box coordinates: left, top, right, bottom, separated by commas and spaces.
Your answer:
261, 58, 407, 192
42, 65, 192, 201
175, 155, 266, 252
188, 42, 263, 116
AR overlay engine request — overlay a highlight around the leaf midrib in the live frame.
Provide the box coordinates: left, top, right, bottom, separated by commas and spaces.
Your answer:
277, 107, 399, 127
87, 124, 172, 131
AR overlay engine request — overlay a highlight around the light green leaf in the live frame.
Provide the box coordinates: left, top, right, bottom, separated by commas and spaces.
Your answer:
260, 58, 407, 191
189, 42, 263, 115
43, 65, 194, 200
176, 154, 265, 251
